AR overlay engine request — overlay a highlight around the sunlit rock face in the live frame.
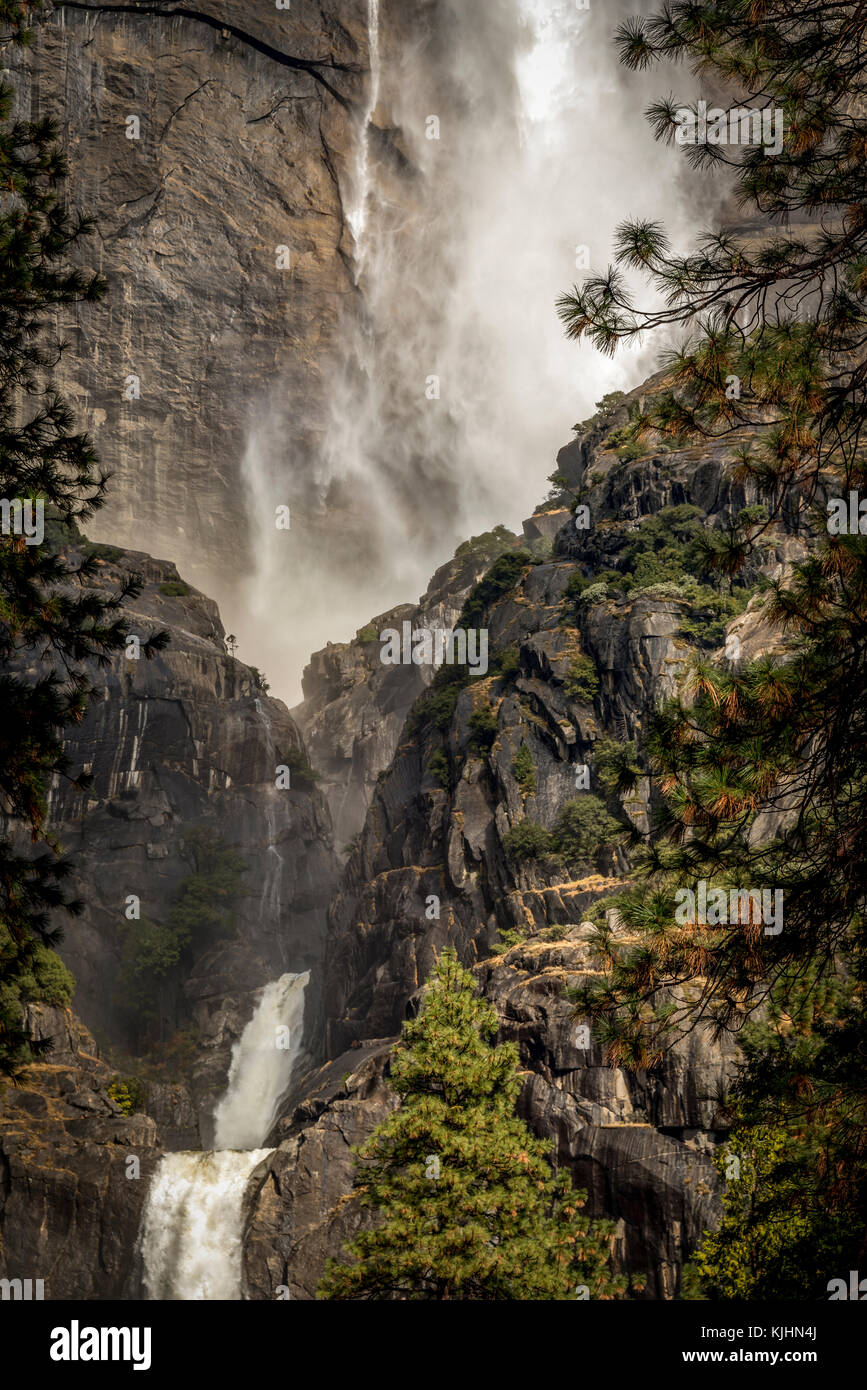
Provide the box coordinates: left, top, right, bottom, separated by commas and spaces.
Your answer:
0, 1004, 161, 1299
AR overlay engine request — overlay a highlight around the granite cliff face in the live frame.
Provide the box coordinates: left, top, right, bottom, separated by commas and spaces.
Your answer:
477, 936, 738, 1299
292, 527, 522, 853
7, 0, 367, 587
242, 387, 808, 1299
318, 423, 793, 1056
0, 384, 807, 1301
5, 0, 431, 681
0, 1004, 159, 1299
42, 541, 338, 1138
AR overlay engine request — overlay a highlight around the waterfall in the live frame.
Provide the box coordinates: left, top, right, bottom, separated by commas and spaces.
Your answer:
213, 973, 308, 1151
228, 0, 700, 708
346, 0, 381, 271
137, 1150, 274, 1301
263, 833, 284, 931
240, 431, 292, 635
139, 971, 309, 1300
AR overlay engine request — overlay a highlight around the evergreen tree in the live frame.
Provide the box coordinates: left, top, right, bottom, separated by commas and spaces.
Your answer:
681, 1121, 813, 1301
0, 15, 167, 1077
557, 1, 867, 517
0, 2, 43, 44
559, 0, 867, 1293
319, 950, 625, 1301
682, 963, 866, 1297
115, 829, 247, 1050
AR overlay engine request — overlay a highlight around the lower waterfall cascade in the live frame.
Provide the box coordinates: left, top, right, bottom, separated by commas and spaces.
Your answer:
138, 971, 309, 1300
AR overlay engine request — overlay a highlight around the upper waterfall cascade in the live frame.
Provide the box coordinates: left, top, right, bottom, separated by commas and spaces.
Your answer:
234, 0, 697, 707
346, 0, 380, 268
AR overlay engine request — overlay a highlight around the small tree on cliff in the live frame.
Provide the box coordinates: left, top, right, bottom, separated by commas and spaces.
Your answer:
318, 950, 624, 1301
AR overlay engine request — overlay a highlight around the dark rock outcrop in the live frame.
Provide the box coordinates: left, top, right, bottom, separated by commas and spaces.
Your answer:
0, 1005, 160, 1299
42, 543, 338, 1135
292, 528, 520, 852
243, 1041, 397, 1301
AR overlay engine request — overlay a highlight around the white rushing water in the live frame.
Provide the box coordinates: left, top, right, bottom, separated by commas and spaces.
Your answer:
138, 1149, 274, 1301
234, 0, 701, 705
139, 970, 309, 1300
346, 0, 381, 272
213, 972, 309, 1151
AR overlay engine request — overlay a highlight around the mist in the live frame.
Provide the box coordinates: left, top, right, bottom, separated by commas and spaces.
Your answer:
228, 0, 703, 705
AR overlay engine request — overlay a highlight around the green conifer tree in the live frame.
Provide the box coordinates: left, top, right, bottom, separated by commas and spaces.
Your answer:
319, 950, 625, 1300
558, 0, 867, 1294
